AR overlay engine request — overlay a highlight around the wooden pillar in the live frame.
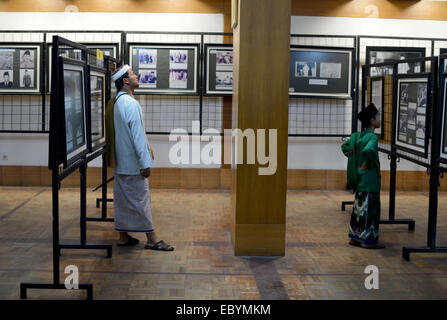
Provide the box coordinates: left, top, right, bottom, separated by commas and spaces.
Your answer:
231, 0, 290, 256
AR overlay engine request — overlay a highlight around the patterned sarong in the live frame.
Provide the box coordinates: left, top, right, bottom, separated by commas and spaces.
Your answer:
349, 192, 381, 244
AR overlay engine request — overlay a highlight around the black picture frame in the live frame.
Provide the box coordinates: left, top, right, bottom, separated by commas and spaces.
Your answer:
47, 43, 118, 94
440, 73, 447, 163
204, 43, 233, 96
395, 73, 431, 158
369, 76, 385, 138
440, 48, 447, 73
88, 65, 106, 152
0, 43, 41, 94
366, 46, 426, 77
128, 43, 200, 95
59, 57, 91, 168
289, 46, 354, 99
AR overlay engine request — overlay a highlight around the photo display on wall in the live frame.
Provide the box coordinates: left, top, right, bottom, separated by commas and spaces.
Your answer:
289, 46, 353, 99
205, 44, 233, 95
47, 43, 117, 93
440, 76, 447, 163
369, 76, 384, 138
366, 46, 426, 77
129, 44, 198, 94
395, 75, 430, 157
0, 44, 40, 94
89, 68, 106, 151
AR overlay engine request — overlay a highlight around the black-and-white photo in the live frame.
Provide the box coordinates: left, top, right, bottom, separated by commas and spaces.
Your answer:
417, 83, 427, 108
216, 51, 233, 70
0, 50, 13, 70
169, 69, 187, 89
0, 70, 13, 88
368, 48, 424, 76
399, 113, 408, 134
408, 102, 417, 126
20, 50, 35, 69
170, 50, 188, 69
20, 69, 34, 88
139, 69, 157, 88
295, 61, 316, 77
139, 49, 157, 69
320, 62, 341, 79
215, 71, 232, 90
370, 77, 383, 136
416, 115, 425, 139
400, 83, 408, 105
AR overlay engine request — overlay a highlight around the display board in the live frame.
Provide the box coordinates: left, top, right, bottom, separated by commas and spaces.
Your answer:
289, 46, 353, 99
395, 74, 430, 157
89, 67, 106, 151
366, 46, 426, 76
48, 44, 117, 93
60, 57, 90, 166
441, 48, 447, 72
440, 74, 447, 163
204, 44, 233, 95
128, 43, 199, 94
0, 44, 40, 94
369, 76, 384, 138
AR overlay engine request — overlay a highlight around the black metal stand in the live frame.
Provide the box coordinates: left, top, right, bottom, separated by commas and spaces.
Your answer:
20, 160, 95, 300
59, 161, 112, 257
380, 151, 415, 231
88, 152, 114, 222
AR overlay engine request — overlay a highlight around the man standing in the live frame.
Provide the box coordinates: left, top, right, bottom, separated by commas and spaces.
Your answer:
108, 64, 174, 251
22, 70, 32, 88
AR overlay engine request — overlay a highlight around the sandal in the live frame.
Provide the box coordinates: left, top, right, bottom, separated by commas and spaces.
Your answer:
144, 240, 174, 251
361, 243, 386, 250
117, 236, 140, 247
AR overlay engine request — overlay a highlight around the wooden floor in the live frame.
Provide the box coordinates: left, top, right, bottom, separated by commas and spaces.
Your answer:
1, 186, 447, 300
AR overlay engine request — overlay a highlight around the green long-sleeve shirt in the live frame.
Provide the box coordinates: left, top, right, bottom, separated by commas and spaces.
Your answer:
341, 129, 381, 193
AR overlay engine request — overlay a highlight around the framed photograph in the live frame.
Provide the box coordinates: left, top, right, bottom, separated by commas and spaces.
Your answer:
395, 74, 431, 158
366, 46, 426, 77
88, 67, 106, 151
369, 76, 385, 138
0, 44, 41, 94
289, 46, 354, 99
60, 57, 90, 167
204, 44, 233, 96
47, 43, 118, 93
440, 75, 447, 163
128, 43, 199, 95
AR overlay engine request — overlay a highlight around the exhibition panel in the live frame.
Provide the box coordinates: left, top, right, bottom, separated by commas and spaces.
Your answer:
204, 43, 233, 96
0, 44, 41, 94
88, 67, 106, 152
289, 35, 356, 136
395, 73, 431, 158
289, 46, 354, 99
128, 43, 199, 95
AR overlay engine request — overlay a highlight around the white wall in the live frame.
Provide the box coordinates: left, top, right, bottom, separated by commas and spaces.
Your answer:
2, 14, 447, 170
